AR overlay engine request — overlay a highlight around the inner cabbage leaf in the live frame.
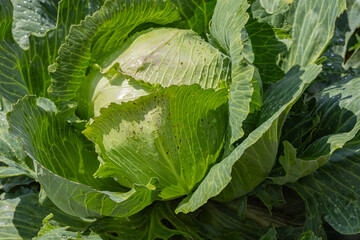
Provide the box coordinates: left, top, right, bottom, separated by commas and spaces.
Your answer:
83, 85, 228, 200
77, 68, 153, 119
102, 28, 230, 89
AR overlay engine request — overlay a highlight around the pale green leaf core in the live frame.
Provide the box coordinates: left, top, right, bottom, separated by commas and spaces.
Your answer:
77, 68, 152, 119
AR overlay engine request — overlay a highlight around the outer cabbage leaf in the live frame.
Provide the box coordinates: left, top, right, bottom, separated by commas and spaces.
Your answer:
243, 17, 288, 84
102, 28, 230, 90
0, 97, 33, 177
0, 175, 34, 193
11, 0, 59, 49
279, 95, 319, 153
272, 76, 360, 184
1, 190, 201, 240
0, 0, 105, 103
251, 0, 289, 28
343, 0, 360, 70
289, 133, 360, 236
34, 214, 103, 240
34, 214, 79, 240
88, 202, 202, 240
0, 191, 91, 239
332, 0, 360, 62
260, 0, 288, 15
7, 96, 158, 218
270, 141, 326, 185
0, 0, 29, 102
83, 85, 228, 200
194, 201, 269, 240
253, 184, 286, 214
344, 30, 360, 70
314, 2, 359, 83
48, 0, 181, 111
210, 0, 255, 144
176, 64, 321, 213
281, 0, 346, 71
171, 0, 216, 36
0, 166, 28, 178
345, 49, 360, 70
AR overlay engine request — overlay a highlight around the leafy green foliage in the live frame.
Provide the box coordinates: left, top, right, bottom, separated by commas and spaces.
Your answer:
11, 0, 59, 49
0, 0, 105, 103
0, 190, 91, 240
289, 133, 360, 236
281, 0, 346, 71
176, 64, 321, 211
0, 0, 360, 239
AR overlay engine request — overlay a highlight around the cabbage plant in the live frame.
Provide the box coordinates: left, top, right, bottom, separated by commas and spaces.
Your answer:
0, 0, 360, 239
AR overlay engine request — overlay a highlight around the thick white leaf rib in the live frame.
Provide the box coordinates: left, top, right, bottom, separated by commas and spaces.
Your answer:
210, 0, 258, 145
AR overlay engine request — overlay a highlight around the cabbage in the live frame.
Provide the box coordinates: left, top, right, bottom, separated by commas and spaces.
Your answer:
1, 0, 360, 239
